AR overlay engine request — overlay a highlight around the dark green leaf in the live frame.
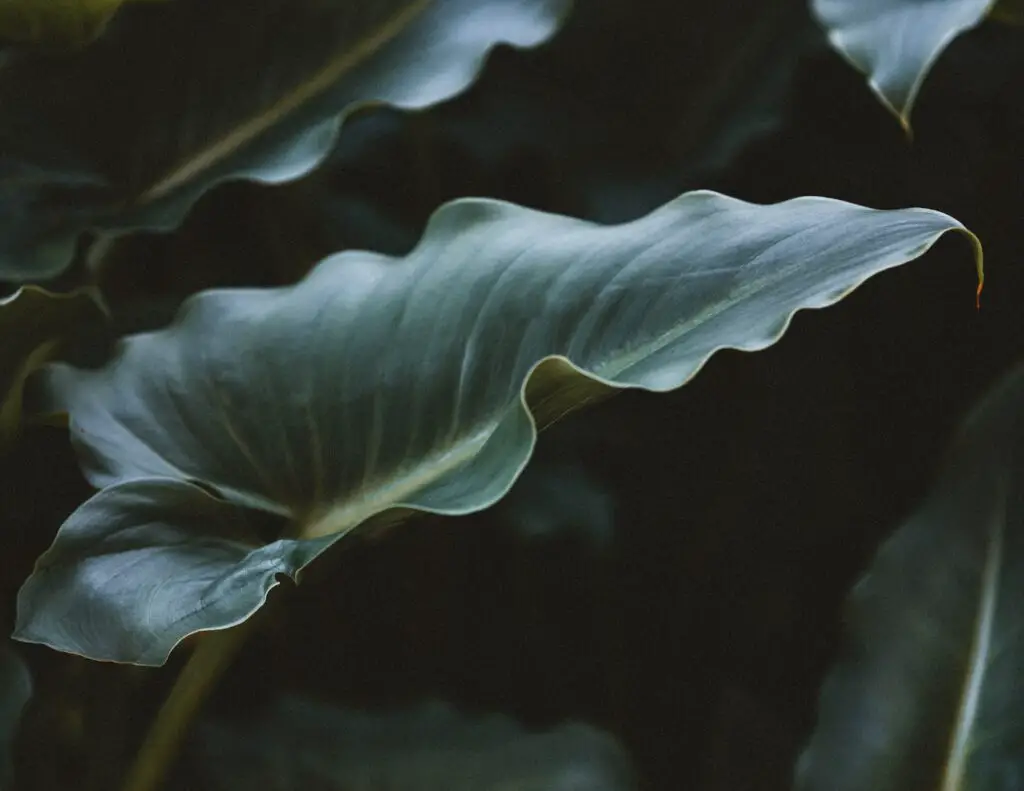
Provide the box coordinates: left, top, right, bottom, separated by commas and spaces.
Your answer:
797, 364, 1024, 791
813, 0, 992, 129
0, 646, 31, 789
0, 286, 107, 447
196, 697, 636, 790
992, 0, 1024, 22
15, 191, 980, 663
0, 0, 571, 280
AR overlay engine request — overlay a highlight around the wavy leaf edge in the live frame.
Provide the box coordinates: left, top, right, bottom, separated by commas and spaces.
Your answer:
13, 190, 983, 665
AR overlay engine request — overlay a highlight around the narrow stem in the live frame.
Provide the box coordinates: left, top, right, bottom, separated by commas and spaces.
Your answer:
119, 618, 257, 791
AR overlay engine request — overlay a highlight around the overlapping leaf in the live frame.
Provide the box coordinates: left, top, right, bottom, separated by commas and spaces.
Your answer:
813, 0, 995, 128
797, 364, 1024, 791
0, 0, 571, 281
14, 191, 980, 664
0, 286, 107, 447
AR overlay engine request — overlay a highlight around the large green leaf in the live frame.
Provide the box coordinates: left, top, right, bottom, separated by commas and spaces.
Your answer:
0, 0, 570, 281
812, 0, 994, 129
796, 364, 1024, 791
0, 286, 107, 447
0, 647, 31, 789
14, 191, 980, 664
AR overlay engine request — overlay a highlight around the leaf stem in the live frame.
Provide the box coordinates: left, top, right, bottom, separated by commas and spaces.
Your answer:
119, 618, 258, 791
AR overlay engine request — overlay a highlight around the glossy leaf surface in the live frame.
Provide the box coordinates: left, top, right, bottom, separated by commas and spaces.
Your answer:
15, 191, 980, 663
0, 0, 570, 280
797, 364, 1024, 791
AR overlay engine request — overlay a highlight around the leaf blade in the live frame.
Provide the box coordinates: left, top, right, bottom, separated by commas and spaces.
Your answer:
0, 0, 571, 280
812, 0, 994, 128
13, 478, 333, 665
797, 365, 1024, 791
20, 191, 980, 663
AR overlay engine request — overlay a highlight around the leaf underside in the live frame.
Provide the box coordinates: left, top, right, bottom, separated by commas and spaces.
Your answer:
14, 190, 980, 664
797, 364, 1024, 791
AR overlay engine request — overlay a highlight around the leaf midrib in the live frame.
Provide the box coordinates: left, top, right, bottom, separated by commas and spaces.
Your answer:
940, 479, 1005, 790
297, 420, 496, 540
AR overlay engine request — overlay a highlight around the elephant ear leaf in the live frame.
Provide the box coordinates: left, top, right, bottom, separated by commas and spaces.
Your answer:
797, 364, 1024, 791
812, 0, 993, 129
0, 286, 107, 449
0, 0, 571, 281
14, 190, 981, 665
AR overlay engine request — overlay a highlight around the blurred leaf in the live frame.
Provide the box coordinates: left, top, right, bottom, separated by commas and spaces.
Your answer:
196, 697, 636, 790
991, 0, 1024, 22
0, 0, 167, 48
495, 460, 615, 546
813, 0, 993, 129
0, 286, 106, 448
797, 364, 1024, 791
14, 191, 979, 664
0, 0, 571, 281
0, 646, 31, 790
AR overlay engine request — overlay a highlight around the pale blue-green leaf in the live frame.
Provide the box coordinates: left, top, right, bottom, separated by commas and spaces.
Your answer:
15, 190, 980, 663
797, 364, 1024, 791
0, 0, 571, 280
812, 0, 994, 128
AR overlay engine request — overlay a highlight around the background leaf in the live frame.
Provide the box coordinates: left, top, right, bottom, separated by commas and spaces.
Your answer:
14, 191, 979, 664
0, 646, 31, 790
193, 697, 636, 790
812, 0, 993, 128
0, 0, 571, 281
0, 0, 166, 48
991, 0, 1024, 22
796, 364, 1024, 791
0, 286, 107, 448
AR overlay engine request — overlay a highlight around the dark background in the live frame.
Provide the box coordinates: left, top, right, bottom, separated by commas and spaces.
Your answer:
3, 1, 1023, 788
